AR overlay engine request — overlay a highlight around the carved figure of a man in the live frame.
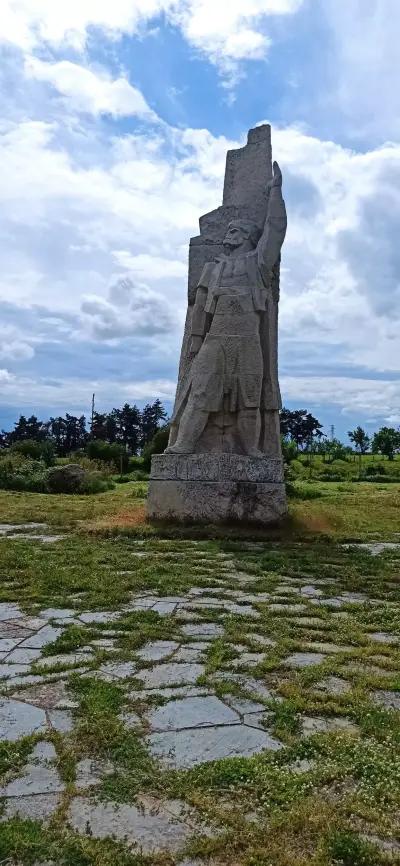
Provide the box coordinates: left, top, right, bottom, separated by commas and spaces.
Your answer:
167, 161, 287, 456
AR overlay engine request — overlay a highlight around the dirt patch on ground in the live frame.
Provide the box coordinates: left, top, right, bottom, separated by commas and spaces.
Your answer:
84, 505, 148, 531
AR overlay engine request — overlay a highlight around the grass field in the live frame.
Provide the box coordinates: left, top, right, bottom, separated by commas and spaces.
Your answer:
0, 481, 399, 866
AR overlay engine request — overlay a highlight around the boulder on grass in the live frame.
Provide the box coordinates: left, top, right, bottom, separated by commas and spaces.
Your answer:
47, 464, 86, 494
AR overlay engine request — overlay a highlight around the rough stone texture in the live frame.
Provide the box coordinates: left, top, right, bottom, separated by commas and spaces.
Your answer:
68, 796, 197, 853
1, 793, 62, 822
148, 478, 286, 524
372, 690, 400, 710
147, 696, 240, 732
148, 723, 282, 768
0, 698, 47, 741
283, 652, 325, 669
137, 663, 204, 689
148, 125, 287, 525
313, 676, 352, 696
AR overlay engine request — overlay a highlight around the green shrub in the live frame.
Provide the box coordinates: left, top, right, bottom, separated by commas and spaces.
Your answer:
0, 453, 48, 492
131, 482, 148, 499
10, 439, 56, 466
142, 425, 170, 471
86, 439, 130, 473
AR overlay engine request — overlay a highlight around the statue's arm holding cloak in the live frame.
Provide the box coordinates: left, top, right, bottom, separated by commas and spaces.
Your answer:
257, 161, 287, 279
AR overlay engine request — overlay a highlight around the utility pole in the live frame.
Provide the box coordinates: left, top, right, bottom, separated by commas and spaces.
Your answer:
90, 393, 95, 438
330, 424, 335, 442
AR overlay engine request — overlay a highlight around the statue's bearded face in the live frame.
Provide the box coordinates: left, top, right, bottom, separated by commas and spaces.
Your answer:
223, 223, 248, 251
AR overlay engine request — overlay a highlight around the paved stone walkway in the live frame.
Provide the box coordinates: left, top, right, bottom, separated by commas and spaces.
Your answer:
1, 528, 399, 861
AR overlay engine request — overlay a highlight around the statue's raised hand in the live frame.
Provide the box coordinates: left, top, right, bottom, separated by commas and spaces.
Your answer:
267, 161, 282, 190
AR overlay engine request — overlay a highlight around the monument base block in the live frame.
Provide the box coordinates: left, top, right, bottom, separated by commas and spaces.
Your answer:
147, 454, 287, 525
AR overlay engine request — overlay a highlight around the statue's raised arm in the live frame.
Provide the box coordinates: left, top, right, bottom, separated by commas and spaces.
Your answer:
257, 161, 287, 278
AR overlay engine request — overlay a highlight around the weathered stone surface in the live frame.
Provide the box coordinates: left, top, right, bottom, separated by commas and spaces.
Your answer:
148, 723, 282, 768
283, 652, 325, 669
372, 690, 400, 710
1, 793, 61, 823
75, 758, 115, 789
48, 709, 73, 733
151, 454, 284, 483
301, 716, 359, 737
20, 625, 62, 649
313, 677, 352, 696
0, 698, 47, 740
137, 663, 204, 689
148, 479, 287, 525
181, 623, 224, 639
147, 696, 239, 732
68, 796, 196, 853
136, 641, 179, 662
369, 632, 399, 645
97, 661, 136, 681
1, 762, 64, 797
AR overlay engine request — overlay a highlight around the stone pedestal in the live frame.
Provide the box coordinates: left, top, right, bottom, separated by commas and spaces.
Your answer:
148, 454, 287, 525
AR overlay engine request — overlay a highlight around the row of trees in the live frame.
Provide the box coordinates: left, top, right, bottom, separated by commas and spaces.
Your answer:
1, 403, 399, 461
280, 410, 400, 461
0, 400, 167, 457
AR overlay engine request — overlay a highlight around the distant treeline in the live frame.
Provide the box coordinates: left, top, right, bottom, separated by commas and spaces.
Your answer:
0, 400, 167, 457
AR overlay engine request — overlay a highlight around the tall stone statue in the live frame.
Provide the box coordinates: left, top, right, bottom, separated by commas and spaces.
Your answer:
148, 125, 288, 524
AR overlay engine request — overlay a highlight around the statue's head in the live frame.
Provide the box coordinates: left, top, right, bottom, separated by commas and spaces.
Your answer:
223, 219, 262, 253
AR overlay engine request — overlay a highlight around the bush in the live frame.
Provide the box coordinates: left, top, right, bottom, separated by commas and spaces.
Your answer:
0, 453, 48, 492
142, 425, 170, 472
10, 439, 56, 466
46, 464, 86, 493
86, 439, 130, 473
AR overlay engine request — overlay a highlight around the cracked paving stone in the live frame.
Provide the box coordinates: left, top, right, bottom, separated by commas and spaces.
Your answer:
129, 685, 210, 700
284, 652, 325, 669
68, 795, 199, 854
224, 694, 266, 715
137, 663, 205, 689
75, 758, 115, 789
1, 761, 64, 797
10, 680, 75, 709
313, 676, 352, 696
6, 647, 42, 664
19, 625, 63, 649
210, 673, 275, 701
372, 690, 400, 710
39, 608, 76, 620
0, 603, 24, 621
37, 652, 93, 670
0, 638, 20, 653
0, 663, 31, 679
148, 723, 282, 768
173, 647, 205, 663
1, 793, 62, 823
181, 623, 224, 639
97, 660, 137, 681
48, 709, 73, 733
136, 640, 179, 662
301, 716, 359, 736
147, 695, 240, 732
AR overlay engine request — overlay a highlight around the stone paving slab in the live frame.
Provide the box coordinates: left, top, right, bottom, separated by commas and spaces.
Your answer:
147, 696, 240, 732
68, 796, 198, 853
148, 723, 283, 768
137, 662, 205, 689
0, 698, 47, 740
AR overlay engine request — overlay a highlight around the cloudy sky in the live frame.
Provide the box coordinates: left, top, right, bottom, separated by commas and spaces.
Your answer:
0, 0, 399, 438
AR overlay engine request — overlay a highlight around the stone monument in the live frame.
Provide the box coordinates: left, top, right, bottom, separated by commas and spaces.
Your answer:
148, 124, 287, 523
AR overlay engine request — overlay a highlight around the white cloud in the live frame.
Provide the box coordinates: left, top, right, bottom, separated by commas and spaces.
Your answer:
323, 0, 400, 142
80, 275, 176, 339
25, 57, 156, 119
2, 0, 305, 81
0, 326, 35, 361
282, 375, 400, 423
